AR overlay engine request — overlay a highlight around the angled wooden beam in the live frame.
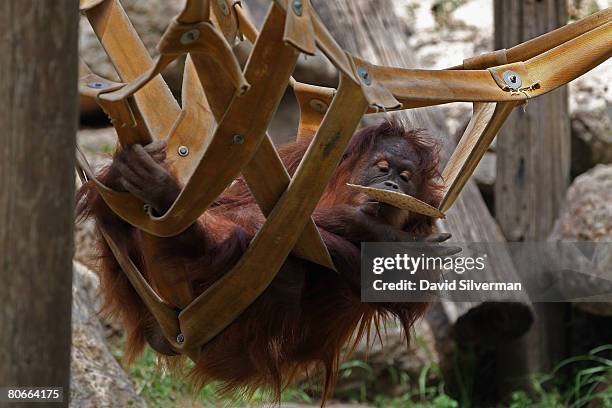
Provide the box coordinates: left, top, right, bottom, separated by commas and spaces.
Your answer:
84, 0, 180, 139
450, 7, 612, 69
165, 56, 216, 185
193, 2, 335, 269
86, 0, 611, 237
178, 75, 368, 350
439, 102, 518, 212
76, 149, 181, 347
99, 4, 299, 238
81, 2, 214, 314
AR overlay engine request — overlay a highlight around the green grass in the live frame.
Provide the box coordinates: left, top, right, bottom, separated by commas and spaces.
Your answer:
127, 347, 313, 408
123, 343, 612, 408
507, 345, 612, 408
331, 334, 460, 408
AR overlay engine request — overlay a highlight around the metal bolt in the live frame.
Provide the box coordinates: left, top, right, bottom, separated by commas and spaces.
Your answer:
233, 134, 245, 144
309, 98, 328, 113
502, 70, 521, 90
217, 0, 229, 15
180, 29, 200, 45
176, 333, 185, 344
357, 66, 371, 86
292, 0, 303, 16
177, 145, 189, 157
87, 82, 108, 89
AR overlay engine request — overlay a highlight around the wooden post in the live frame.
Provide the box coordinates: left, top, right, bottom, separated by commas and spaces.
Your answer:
0, 1, 78, 406
494, 0, 571, 392
494, 0, 570, 241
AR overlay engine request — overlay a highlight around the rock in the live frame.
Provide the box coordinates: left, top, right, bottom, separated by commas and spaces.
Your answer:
398, 0, 496, 188
569, 62, 612, 176
568, 0, 611, 21
473, 151, 496, 191
74, 218, 100, 271
334, 320, 441, 398
552, 165, 612, 241
549, 165, 612, 316
70, 261, 146, 408
77, 127, 115, 169
403, 0, 493, 70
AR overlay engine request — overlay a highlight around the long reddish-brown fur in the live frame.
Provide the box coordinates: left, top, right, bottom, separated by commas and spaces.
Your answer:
76, 119, 442, 403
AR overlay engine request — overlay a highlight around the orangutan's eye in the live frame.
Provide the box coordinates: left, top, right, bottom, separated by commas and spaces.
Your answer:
400, 170, 412, 182
377, 160, 389, 173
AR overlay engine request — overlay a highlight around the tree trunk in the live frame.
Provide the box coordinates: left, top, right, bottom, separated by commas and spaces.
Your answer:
0, 1, 78, 406
493, 0, 571, 395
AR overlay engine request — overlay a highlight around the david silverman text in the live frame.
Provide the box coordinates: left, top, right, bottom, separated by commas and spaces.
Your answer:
372, 279, 522, 291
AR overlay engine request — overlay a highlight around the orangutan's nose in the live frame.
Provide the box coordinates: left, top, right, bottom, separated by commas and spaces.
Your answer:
384, 181, 399, 190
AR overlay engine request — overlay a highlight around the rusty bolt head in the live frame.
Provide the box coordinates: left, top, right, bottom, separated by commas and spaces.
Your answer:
180, 29, 200, 45
87, 82, 108, 89
177, 145, 189, 157
233, 134, 245, 144
292, 0, 303, 16
357, 66, 371, 86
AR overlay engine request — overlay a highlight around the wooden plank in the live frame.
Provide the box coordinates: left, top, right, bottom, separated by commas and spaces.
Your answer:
211, 0, 239, 41
506, 7, 612, 63
283, 0, 316, 55
165, 56, 216, 185
85, 0, 180, 140
294, 82, 334, 141
373, 18, 611, 109
189, 3, 334, 269
83, 3, 213, 313
447, 7, 612, 70
100, 229, 181, 344
178, 76, 368, 350
97, 5, 300, 238
234, 4, 340, 139
440, 102, 517, 212
494, 0, 572, 396
78, 64, 154, 147
242, 138, 335, 269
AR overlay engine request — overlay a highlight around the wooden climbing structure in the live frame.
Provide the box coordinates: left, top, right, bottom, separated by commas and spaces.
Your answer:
76, 0, 612, 358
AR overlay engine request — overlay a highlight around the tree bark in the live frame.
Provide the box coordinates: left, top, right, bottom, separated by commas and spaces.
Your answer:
0, 1, 78, 406
493, 0, 571, 394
